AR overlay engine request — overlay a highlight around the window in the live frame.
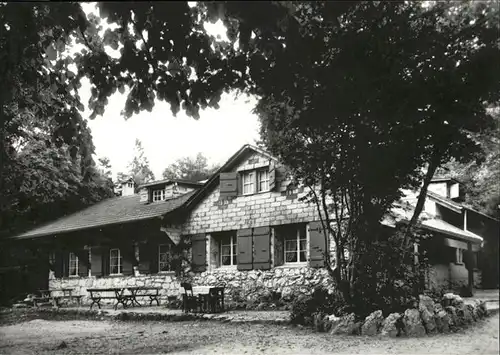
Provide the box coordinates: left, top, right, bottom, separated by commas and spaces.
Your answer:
284, 225, 307, 264
69, 252, 78, 276
152, 189, 165, 202
242, 171, 255, 195
127, 182, 133, 188
257, 169, 270, 192
158, 244, 172, 272
220, 234, 237, 267
455, 248, 463, 264
48, 252, 56, 266
110, 248, 123, 274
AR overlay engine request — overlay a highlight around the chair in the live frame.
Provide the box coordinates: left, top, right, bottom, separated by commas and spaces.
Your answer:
180, 282, 202, 313
208, 287, 225, 313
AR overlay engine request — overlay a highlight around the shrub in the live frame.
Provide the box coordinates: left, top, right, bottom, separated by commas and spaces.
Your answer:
290, 287, 348, 325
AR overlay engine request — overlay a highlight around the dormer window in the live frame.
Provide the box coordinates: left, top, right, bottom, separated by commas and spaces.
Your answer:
152, 189, 165, 202
242, 168, 270, 195
127, 182, 133, 188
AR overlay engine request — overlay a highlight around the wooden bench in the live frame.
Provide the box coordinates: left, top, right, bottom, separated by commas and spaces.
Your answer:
34, 289, 82, 308
127, 287, 162, 306
87, 288, 134, 310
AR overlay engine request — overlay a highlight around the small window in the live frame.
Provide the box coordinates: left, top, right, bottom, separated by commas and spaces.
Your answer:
257, 169, 270, 192
110, 248, 123, 274
284, 226, 307, 264
242, 171, 255, 195
220, 234, 237, 267
455, 248, 463, 264
69, 252, 78, 276
152, 189, 165, 202
127, 182, 133, 188
158, 244, 172, 272
48, 252, 56, 266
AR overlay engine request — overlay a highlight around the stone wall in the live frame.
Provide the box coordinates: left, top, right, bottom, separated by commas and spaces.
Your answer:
49, 271, 181, 306
181, 152, 321, 235
190, 266, 335, 304
427, 263, 482, 291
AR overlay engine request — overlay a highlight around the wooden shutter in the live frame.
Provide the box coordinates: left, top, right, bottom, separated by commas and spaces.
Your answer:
464, 250, 474, 270
309, 221, 326, 268
269, 163, 277, 191
273, 228, 284, 267
102, 247, 110, 276
54, 251, 64, 278
253, 226, 271, 270
220, 172, 238, 198
62, 252, 70, 277
138, 242, 158, 274
78, 255, 88, 277
120, 243, 136, 275
191, 234, 207, 272
237, 228, 253, 270
91, 247, 104, 277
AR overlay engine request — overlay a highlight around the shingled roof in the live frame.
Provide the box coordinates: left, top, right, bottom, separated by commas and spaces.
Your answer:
12, 190, 196, 240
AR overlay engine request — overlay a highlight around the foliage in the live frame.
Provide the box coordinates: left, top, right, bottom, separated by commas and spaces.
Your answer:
290, 287, 349, 325
117, 139, 155, 188
162, 153, 219, 182
350, 228, 431, 318
256, 0, 499, 305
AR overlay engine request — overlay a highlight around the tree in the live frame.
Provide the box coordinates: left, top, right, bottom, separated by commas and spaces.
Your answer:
97, 157, 113, 180
256, 0, 499, 303
120, 139, 155, 188
162, 153, 219, 182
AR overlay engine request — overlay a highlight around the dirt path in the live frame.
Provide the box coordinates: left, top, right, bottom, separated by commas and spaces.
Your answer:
0, 314, 498, 354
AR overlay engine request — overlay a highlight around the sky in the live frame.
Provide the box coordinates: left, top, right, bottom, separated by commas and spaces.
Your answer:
79, 3, 261, 180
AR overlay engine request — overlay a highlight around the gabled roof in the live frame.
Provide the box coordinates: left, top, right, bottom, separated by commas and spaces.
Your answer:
11, 191, 196, 240
427, 191, 499, 222
139, 179, 204, 189
182, 144, 278, 210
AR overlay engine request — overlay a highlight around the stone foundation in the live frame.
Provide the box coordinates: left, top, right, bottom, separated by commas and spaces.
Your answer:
190, 266, 335, 304
49, 272, 181, 306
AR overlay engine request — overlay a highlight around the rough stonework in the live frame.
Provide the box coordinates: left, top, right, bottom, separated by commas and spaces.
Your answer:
434, 310, 451, 333
361, 310, 384, 336
419, 298, 437, 334
190, 266, 335, 304
330, 313, 359, 335
49, 273, 181, 305
445, 306, 459, 328
403, 308, 426, 337
380, 312, 402, 337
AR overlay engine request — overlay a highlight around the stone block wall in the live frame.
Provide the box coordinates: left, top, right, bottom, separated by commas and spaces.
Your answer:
49, 272, 181, 306
190, 266, 335, 303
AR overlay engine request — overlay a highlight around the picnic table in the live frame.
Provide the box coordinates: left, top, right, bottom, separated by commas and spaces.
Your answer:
87, 287, 161, 310
34, 288, 82, 308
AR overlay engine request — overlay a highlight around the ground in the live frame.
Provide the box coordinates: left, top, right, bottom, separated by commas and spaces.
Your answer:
0, 313, 498, 354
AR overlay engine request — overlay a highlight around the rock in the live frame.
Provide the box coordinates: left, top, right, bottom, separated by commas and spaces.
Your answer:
330, 313, 359, 335
380, 313, 401, 337
419, 295, 435, 313
467, 304, 478, 321
419, 305, 437, 334
403, 308, 426, 337
443, 293, 464, 308
476, 300, 488, 317
361, 310, 384, 336
444, 306, 458, 329
434, 303, 444, 313
456, 305, 474, 325
313, 312, 327, 332
434, 310, 450, 333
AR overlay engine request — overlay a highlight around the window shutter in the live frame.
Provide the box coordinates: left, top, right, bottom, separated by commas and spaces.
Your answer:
138, 242, 158, 274
309, 221, 326, 268
237, 228, 253, 270
219, 172, 238, 198
253, 226, 271, 270
54, 251, 64, 278
191, 234, 207, 272
273, 228, 284, 267
62, 252, 70, 277
78, 254, 88, 277
91, 247, 104, 277
269, 163, 277, 191
102, 247, 110, 276
121, 243, 136, 275
237, 173, 242, 195
464, 250, 474, 270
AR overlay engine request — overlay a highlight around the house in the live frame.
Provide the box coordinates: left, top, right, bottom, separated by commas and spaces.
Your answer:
7, 145, 496, 305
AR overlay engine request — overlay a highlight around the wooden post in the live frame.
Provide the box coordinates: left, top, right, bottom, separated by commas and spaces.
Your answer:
467, 242, 474, 296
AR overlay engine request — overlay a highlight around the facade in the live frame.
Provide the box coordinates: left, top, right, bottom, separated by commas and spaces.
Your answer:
8, 145, 496, 305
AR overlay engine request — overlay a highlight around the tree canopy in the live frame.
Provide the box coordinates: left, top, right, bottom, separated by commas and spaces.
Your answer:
162, 153, 219, 182
117, 139, 155, 188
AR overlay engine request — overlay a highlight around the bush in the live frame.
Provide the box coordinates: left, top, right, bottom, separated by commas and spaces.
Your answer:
290, 287, 348, 325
